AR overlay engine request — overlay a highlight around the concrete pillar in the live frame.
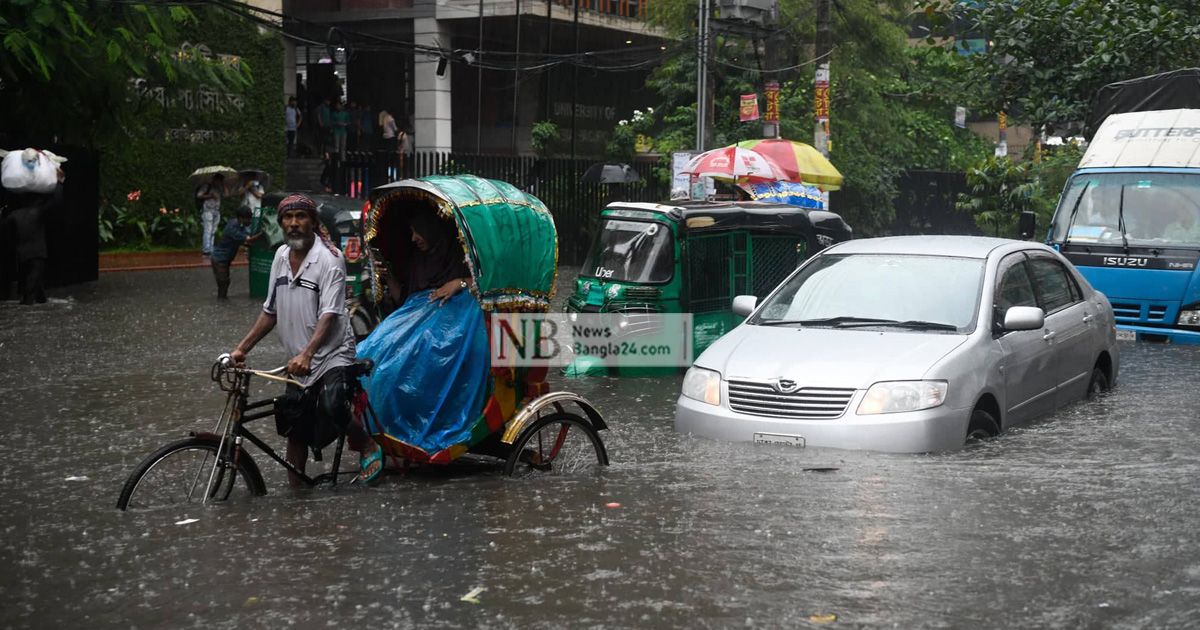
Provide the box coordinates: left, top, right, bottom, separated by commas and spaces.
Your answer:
283, 39, 297, 98
413, 18, 453, 152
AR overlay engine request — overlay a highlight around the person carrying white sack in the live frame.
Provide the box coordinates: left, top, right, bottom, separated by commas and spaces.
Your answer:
0, 148, 67, 304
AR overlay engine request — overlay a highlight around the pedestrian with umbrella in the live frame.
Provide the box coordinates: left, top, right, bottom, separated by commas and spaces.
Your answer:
191, 165, 236, 257
580, 162, 643, 184
238, 168, 270, 215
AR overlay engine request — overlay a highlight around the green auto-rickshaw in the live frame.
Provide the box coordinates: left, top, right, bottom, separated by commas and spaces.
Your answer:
565, 200, 852, 376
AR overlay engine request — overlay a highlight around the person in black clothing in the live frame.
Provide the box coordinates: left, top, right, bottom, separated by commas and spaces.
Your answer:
0, 168, 63, 304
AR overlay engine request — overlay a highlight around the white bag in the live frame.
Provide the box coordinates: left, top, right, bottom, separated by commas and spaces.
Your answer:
0, 148, 67, 194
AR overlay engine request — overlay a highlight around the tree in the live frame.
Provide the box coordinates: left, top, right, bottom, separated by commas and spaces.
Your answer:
919, 0, 1200, 133
639, 0, 991, 234
0, 0, 251, 145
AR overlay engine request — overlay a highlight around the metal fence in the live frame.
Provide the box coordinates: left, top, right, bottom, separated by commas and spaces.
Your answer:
331, 150, 670, 264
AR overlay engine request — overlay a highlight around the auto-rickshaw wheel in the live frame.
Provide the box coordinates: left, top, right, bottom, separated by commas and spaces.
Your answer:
503, 412, 608, 477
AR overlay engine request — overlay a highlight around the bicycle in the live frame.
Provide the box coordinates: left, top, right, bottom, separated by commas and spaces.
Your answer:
117, 353, 611, 511
116, 355, 370, 511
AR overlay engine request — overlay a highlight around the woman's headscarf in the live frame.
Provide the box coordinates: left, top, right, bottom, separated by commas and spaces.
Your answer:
405, 209, 469, 294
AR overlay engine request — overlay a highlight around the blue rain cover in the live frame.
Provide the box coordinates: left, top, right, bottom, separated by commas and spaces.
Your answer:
356, 289, 491, 456
743, 181, 826, 209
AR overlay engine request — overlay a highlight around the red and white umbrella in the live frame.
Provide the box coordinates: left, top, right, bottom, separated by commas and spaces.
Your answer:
682, 146, 787, 182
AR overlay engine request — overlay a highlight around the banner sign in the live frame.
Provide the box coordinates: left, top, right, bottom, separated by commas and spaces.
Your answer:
740, 93, 760, 122
764, 81, 780, 123
814, 65, 831, 155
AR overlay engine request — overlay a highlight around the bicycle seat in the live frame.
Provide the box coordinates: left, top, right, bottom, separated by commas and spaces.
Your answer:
348, 359, 374, 378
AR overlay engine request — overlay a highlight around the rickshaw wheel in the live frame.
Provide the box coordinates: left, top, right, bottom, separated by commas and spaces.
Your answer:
116, 436, 267, 511
503, 412, 609, 478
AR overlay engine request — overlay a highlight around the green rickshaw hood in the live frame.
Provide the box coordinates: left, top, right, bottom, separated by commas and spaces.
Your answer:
367, 175, 558, 312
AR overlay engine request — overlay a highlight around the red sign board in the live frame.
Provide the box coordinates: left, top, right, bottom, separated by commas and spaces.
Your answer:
740, 93, 760, 122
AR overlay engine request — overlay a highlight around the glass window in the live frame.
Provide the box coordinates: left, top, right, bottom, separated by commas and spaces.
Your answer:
752, 254, 985, 331
583, 219, 675, 283
995, 260, 1037, 311
1051, 173, 1200, 247
1027, 258, 1077, 313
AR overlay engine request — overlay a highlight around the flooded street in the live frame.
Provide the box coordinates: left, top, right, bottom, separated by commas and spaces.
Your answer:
3, 266, 1200, 629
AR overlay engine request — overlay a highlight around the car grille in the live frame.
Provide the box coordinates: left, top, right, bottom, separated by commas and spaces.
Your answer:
726, 380, 856, 419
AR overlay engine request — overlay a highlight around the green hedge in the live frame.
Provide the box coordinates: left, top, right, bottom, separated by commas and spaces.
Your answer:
99, 7, 284, 249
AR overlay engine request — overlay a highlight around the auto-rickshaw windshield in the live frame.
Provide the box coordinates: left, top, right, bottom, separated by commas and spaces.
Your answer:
584, 219, 674, 283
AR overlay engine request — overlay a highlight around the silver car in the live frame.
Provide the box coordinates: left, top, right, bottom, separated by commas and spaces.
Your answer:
674, 236, 1120, 452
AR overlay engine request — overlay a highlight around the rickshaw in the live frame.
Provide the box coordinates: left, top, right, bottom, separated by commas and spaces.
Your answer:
115, 175, 608, 511
565, 200, 852, 376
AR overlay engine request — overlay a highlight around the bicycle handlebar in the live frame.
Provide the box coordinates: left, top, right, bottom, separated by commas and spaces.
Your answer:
213, 354, 301, 387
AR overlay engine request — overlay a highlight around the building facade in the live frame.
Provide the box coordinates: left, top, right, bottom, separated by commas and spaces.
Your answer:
283, 0, 667, 157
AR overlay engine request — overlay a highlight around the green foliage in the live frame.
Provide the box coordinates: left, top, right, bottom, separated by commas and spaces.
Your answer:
98, 8, 284, 250
530, 120, 561, 157
957, 141, 1087, 238
918, 0, 1200, 132
0, 0, 252, 145
639, 0, 991, 235
99, 194, 198, 250
605, 108, 656, 161
957, 157, 1038, 237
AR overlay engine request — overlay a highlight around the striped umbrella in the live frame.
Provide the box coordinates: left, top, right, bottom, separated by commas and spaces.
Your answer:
733, 139, 843, 190
681, 146, 787, 183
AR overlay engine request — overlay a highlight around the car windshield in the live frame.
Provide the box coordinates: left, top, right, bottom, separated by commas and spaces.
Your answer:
751, 254, 985, 332
1051, 173, 1200, 247
583, 219, 674, 283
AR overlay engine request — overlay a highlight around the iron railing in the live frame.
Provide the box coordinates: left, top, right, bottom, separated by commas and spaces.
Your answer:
331, 150, 669, 264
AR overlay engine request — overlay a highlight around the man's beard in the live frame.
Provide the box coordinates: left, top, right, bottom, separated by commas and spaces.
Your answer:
287, 233, 314, 251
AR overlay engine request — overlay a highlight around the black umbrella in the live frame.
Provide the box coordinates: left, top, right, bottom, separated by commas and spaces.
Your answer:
238, 168, 272, 191
581, 163, 642, 184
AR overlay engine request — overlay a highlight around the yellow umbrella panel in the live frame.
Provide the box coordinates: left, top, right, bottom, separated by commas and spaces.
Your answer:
733, 139, 843, 190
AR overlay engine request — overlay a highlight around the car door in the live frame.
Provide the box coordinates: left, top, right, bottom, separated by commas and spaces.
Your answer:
1026, 253, 1094, 406
993, 253, 1057, 424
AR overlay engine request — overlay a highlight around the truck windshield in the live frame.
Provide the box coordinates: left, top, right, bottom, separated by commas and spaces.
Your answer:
583, 219, 674, 283
1052, 173, 1200, 247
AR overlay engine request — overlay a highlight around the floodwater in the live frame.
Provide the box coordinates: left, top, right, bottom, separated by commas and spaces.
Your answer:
2, 266, 1200, 629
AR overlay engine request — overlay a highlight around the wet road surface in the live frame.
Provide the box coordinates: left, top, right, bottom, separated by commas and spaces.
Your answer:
2, 267, 1200, 628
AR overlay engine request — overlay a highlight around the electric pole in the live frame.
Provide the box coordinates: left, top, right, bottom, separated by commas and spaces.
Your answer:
813, 0, 831, 158
695, 0, 709, 152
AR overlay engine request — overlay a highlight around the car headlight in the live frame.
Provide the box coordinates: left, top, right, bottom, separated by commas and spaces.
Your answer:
857, 380, 948, 415
606, 284, 621, 299
1178, 304, 1200, 327
681, 366, 721, 406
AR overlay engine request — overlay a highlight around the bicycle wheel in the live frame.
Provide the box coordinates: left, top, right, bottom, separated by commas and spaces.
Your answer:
117, 436, 267, 511
503, 413, 609, 477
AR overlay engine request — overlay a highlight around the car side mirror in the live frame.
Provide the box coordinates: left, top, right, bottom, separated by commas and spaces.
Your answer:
1018, 211, 1037, 240
732, 295, 758, 317
1003, 306, 1045, 331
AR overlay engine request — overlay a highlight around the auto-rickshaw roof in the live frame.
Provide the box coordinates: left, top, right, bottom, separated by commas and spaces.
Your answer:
604, 200, 829, 236
368, 175, 557, 312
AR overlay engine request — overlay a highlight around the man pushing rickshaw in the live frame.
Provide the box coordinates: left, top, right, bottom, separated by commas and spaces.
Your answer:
117, 177, 609, 510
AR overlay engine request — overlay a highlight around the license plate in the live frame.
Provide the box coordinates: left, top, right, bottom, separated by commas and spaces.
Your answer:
1115, 329, 1136, 341
754, 432, 806, 448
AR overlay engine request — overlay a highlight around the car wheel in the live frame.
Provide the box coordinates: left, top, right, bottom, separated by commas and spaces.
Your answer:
1086, 367, 1109, 400
965, 408, 999, 446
